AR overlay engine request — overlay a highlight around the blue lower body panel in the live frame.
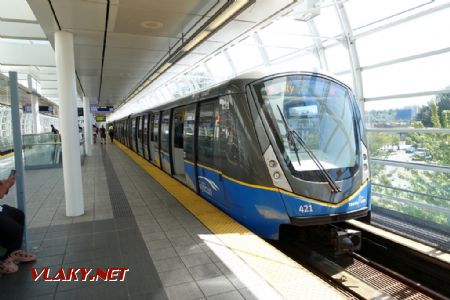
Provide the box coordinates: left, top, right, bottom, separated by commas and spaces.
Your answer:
281, 182, 371, 219
191, 165, 370, 240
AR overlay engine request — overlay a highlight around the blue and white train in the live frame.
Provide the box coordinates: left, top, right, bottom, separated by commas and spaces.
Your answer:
114, 71, 371, 239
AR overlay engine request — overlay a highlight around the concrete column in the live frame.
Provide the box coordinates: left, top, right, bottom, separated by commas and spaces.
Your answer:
31, 94, 40, 133
83, 96, 92, 156
55, 31, 84, 216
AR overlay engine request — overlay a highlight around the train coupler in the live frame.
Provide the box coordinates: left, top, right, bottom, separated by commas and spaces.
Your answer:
332, 229, 362, 255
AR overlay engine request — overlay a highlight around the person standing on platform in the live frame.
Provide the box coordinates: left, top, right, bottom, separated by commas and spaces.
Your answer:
108, 125, 114, 143
93, 125, 98, 144
0, 177, 37, 274
50, 124, 58, 134
100, 125, 107, 144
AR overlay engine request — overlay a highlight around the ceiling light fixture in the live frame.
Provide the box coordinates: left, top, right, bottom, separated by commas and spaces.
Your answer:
182, 30, 211, 52
140, 20, 163, 29
207, 0, 248, 31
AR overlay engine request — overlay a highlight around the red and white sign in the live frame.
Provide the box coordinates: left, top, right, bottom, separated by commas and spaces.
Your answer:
30, 267, 129, 282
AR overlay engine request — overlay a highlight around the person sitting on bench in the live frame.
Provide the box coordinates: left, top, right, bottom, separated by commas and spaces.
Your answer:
0, 177, 36, 274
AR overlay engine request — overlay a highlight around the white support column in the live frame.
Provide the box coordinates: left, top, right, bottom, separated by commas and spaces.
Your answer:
55, 31, 84, 217
31, 94, 40, 133
334, 0, 364, 109
307, 20, 329, 71
83, 96, 92, 156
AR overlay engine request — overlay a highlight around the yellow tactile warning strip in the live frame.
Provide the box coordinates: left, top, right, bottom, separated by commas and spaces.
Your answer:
115, 141, 345, 300
0, 152, 14, 159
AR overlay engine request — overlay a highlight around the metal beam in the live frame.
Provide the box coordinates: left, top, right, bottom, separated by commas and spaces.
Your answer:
371, 158, 450, 173
307, 19, 328, 71
367, 127, 450, 134
365, 89, 450, 102
354, 2, 450, 40
361, 47, 450, 72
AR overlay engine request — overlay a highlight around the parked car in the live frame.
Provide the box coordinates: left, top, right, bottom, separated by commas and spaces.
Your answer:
405, 146, 416, 154
412, 148, 432, 160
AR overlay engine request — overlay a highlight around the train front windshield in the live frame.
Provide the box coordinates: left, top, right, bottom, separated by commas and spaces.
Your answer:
254, 74, 359, 182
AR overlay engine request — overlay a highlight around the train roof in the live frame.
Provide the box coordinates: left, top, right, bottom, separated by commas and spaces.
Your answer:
121, 68, 347, 119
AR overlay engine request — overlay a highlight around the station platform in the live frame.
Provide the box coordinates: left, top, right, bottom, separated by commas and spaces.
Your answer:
0, 143, 345, 300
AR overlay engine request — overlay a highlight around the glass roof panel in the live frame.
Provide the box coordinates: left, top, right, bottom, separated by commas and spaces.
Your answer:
325, 44, 350, 73
270, 51, 319, 71
227, 37, 263, 74
362, 52, 450, 98
357, 7, 450, 66
313, 4, 342, 39
205, 52, 234, 83
345, 0, 430, 30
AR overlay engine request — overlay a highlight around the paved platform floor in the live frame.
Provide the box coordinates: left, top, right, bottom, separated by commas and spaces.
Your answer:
0, 143, 292, 299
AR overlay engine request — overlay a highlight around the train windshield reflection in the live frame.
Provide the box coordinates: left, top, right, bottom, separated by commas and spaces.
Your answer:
254, 74, 359, 181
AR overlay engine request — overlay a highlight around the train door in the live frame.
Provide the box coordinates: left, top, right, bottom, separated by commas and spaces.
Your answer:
171, 106, 186, 183
149, 112, 161, 167
123, 119, 129, 147
160, 110, 172, 174
131, 118, 137, 152
127, 118, 132, 148
137, 116, 143, 156
196, 100, 225, 207
183, 104, 197, 191
143, 114, 149, 160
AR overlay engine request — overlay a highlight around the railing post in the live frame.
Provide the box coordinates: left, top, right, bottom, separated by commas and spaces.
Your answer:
9, 71, 28, 251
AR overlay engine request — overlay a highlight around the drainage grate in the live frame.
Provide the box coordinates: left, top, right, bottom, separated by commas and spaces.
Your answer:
343, 259, 432, 300
102, 147, 133, 218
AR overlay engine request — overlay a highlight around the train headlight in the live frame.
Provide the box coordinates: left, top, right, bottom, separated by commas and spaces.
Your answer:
264, 146, 292, 192
361, 142, 369, 182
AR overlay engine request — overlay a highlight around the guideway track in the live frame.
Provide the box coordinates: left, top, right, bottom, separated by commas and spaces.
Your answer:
275, 224, 449, 300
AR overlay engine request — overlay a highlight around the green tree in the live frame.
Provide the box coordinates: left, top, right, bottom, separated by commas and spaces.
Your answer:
415, 92, 450, 127
374, 94, 450, 227
430, 100, 441, 128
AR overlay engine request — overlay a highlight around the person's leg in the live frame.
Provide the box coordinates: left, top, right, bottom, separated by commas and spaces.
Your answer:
2, 205, 25, 227
1, 205, 36, 263
0, 209, 23, 259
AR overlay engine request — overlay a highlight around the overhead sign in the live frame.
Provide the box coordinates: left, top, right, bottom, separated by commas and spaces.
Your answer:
95, 115, 106, 122
91, 106, 113, 113
39, 105, 53, 113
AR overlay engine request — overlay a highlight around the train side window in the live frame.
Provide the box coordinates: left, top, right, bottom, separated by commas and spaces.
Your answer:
131, 118, 137, 149
183, 104, 196, 162
198, 100, 219, 167
161, 110, 170, 153
143, 115, 148, 144
173, 109, 184, 149
151, 113, 159, 143
219, 96, 239, 165
136, 116, 142, 146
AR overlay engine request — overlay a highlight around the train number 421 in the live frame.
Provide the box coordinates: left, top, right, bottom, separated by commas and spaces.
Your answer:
299, 204, 313, 213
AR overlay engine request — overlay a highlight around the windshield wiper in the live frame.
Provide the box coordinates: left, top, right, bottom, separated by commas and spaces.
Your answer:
277, 105, 341, 193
